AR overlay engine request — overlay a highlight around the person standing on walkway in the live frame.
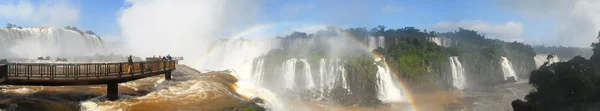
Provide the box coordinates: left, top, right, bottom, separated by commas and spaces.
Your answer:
128, 54, 133, 73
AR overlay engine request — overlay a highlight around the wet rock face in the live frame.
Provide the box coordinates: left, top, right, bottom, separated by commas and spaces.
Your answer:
511, 99, 532, 111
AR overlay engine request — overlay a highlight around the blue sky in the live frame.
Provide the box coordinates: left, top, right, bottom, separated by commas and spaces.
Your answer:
0, 0, 598, 47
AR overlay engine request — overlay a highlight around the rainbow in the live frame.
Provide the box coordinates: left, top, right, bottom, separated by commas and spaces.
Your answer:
193, 24, 418, 111
337, 31, 418, 111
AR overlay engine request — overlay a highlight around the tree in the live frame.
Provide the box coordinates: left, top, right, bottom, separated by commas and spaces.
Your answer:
591, 30, 600, 76
5, 23, 17, 28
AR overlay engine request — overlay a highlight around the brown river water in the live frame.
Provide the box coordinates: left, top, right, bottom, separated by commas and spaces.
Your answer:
0, 65, 250, 111
0, 65, 532, 111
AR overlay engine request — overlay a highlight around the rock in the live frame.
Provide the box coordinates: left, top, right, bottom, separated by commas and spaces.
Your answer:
237, 102, 266, 111
511, 99, 532, 111
249, 97, 264, 104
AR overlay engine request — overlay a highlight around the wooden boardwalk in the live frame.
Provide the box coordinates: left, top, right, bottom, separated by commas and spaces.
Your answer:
0, 60, 178, 100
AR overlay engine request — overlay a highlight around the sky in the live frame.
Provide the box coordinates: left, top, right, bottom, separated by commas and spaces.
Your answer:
0, 0, 599, 47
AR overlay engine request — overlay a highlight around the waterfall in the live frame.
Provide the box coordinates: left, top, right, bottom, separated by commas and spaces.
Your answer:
317, 58, 350, 93
534, 54, 560, 68
299, 59, 315, 89
253, 59, 265, 85
281, 58, 315, 90
366, 36, 385, 50
0, 27, 107, 59
426, 37, 455, 47
375, 58, 406, 102
500, 56, 518, 81
198, 38, 281, 81
377, 36, 385, 49
449, 56, 466, 90
282, 58, 299, 90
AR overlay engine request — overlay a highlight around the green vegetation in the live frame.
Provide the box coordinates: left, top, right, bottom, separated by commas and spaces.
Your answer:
533, 45, 593, 60
257, 25, 539, 104
525, 31, 600, 110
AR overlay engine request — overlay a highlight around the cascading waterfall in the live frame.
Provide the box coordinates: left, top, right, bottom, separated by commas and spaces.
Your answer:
500, 56, 518, 81
534, 54, 560, 68
281, 58, 315, 90
253, 59, 265, 85
0, 27, 108, 59
299, 59, 316, 89
317, 58, 350, 94
198, 38, 281, 81
375, 58, 406, 102
426, 37, 455, 47
366, 36, 385, 50
449, 56, 466, 90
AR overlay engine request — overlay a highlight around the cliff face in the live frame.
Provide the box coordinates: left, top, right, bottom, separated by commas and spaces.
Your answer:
0, 27, 107, 59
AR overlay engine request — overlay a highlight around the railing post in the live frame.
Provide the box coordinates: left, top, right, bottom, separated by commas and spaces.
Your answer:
119, 63, 122, 77
141, 62, 144, 75
76, 64, 80, 80
50, 65, 54, 80
0, 64, 7, 81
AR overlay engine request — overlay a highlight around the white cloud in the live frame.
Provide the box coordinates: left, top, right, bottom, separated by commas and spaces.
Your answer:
119, 0, 263, 65
433, 20, 524, 42
493, 0, 600, 47
381, 4, 406, 14
0, 0, 79, 27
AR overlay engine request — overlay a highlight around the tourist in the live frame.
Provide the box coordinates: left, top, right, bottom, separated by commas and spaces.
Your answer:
167, 54, 172, 61
128, 54, 133, 73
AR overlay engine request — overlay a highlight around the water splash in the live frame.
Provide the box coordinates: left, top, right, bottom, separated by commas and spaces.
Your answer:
375, 58, 406, 102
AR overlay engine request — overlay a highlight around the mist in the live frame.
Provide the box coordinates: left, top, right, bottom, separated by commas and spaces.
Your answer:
119, 0, 263, 65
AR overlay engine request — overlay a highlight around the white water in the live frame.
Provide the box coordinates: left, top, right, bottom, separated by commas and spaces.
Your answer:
426, 37, 455, 47
253, 58, 265, 85
500, 56, 519, 81
281, 58, 316, 90
299, 59, 316, 89
375, 58, 406, 102
0, 27, 108, 59
534, 54, 560, 68
366, 36, 385, 50
317, 58, 350, 93
197, 39, 282, 80
449, 56, 467, 90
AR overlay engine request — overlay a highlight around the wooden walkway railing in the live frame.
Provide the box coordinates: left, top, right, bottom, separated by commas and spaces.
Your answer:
4, 61, 175, 81
0, 60, 179, 101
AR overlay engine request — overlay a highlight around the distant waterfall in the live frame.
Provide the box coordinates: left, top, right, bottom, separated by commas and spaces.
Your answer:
375, 58, 406, 102
367, 36, 385, 50
500, 57, 518, 81
299, 59, 316, 89
198, 38, 282, 81
534, 54, 560, 68
253, 59, 265, 85
315, 58, 351, 94
0, 27, 107, 58
281, 58, 315, 90
449, 56, 466, 90
426, 37, 455, 47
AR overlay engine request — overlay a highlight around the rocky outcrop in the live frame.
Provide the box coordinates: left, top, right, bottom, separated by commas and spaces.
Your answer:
511, 99, 532, 111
